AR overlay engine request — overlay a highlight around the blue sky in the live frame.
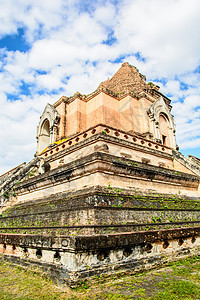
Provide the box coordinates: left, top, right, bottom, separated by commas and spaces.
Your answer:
0, 0, 200, 174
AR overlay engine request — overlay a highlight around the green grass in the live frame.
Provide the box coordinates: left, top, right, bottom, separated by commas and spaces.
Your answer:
0, 256, 200, 299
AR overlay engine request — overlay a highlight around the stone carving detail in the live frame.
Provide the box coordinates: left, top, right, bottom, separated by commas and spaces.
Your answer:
148, 97, 177, 149
0, 156, 41, 210
36, 103, 60, 154
38, 159, 51, 174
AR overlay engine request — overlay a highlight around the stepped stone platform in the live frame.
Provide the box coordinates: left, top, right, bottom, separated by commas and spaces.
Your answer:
0, 165, 200, 284
0, 63, 200, 284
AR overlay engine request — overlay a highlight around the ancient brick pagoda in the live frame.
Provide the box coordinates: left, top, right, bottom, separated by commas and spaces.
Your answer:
36, 62, 177, 154
0, 62, 200, 285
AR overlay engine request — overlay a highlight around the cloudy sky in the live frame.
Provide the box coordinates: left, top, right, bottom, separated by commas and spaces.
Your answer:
0, 0, 200, 174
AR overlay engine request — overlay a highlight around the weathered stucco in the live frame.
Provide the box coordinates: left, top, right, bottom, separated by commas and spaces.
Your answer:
1, 62, 200, 284
36, 63, 177, 154
0, 228, 200, 285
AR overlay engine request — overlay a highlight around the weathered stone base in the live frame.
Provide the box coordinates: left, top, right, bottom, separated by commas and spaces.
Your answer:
0, 132, 199, 284
0, 227, 199, 285
14, 149, 200, 205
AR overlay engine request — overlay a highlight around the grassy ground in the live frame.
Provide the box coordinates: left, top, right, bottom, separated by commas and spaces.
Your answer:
0, 256, 199, 299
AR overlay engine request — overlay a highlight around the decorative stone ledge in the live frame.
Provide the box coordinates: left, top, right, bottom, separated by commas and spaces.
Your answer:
0, 227, 199, 284
40, 124, 172, 159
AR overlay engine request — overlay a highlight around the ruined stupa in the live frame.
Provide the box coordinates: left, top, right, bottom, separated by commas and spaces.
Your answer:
0, 63, 199, 285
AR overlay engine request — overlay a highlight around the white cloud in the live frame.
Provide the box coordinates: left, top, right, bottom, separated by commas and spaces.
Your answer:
115, 0, 200, 76
94, 3, 117, 27
0, 0, 200, 173
172, 94, 200, 150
